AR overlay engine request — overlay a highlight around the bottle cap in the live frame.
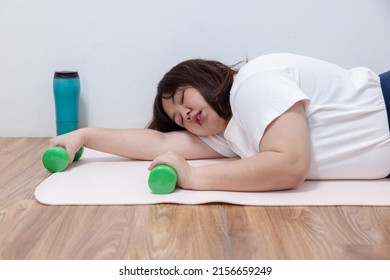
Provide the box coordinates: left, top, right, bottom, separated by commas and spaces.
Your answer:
42, 147, 69, 172
54, 71, 79, 78
148, 164, 177, 194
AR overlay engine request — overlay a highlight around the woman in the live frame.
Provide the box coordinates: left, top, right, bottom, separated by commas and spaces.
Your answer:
49, 53, 390, 192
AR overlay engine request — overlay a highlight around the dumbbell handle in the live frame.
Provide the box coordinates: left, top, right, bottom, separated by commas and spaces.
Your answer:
42, 146, 84, 172
148, 164, 177, 194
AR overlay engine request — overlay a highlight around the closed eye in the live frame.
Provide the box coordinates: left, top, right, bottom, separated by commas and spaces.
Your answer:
171, 92, 185, 126
180, 90, 184, 104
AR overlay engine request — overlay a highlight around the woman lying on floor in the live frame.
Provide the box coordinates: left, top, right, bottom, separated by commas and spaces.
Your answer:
50, 53, 390, 192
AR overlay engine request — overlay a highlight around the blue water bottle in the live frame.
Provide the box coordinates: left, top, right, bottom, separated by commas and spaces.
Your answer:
53, 71, 80, 135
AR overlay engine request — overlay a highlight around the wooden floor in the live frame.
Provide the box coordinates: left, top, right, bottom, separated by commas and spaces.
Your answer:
0, 138, 389, 260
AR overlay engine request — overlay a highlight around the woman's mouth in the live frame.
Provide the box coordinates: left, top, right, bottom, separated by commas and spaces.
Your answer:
192, 111, 203, 126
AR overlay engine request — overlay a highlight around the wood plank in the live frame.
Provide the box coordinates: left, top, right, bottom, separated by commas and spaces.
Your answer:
0, 202, 231, 259
0, 138, 50, 201
225, 206, 390, 259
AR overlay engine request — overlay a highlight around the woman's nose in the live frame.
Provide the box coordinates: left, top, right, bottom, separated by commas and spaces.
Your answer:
181, 107, 191, 121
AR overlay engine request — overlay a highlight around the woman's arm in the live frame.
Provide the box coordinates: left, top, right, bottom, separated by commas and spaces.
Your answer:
151, 101, 311, 191
49, 128, 222, 162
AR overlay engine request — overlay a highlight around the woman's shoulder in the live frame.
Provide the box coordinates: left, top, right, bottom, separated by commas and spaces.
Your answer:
234, 53, 294, 81
231, 53, 301, 94
247, 52, 304, 65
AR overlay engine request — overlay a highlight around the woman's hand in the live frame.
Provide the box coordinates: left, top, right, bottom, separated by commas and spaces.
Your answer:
48, 129, 86, 163
149, 151, 194, 190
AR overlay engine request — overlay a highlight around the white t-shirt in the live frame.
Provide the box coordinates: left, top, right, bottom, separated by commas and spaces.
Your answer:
201, 53, 390, 179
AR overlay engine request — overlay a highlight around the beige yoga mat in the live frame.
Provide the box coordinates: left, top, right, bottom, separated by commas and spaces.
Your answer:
34, 148, 390, 206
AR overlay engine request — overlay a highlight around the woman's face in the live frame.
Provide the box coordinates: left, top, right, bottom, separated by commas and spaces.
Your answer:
161, 87, 228, 136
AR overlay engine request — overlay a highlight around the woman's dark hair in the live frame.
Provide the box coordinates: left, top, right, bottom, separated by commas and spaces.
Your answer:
148, 59, 238, 132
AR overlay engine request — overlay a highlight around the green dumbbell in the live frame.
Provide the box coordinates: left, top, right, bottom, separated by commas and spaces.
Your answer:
148, 164, 177, 194
42, 146, 84, 172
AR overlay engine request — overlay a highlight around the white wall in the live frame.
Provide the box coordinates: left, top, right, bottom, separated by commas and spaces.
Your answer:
1, 0, 389, 136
